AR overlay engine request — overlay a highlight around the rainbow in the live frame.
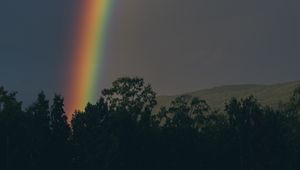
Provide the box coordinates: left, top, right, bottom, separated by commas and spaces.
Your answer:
66, 0, 116, 118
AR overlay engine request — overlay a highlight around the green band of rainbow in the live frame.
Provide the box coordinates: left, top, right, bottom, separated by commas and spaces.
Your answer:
66, 0, 116, 118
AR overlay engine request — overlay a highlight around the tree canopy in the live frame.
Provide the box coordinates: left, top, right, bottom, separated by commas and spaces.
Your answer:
1, 77, 300, 170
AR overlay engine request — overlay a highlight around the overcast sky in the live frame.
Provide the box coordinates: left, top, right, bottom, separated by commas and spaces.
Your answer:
1, 0, 300, 106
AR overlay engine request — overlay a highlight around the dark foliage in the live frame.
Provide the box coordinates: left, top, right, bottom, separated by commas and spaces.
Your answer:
1, 77, 300, 170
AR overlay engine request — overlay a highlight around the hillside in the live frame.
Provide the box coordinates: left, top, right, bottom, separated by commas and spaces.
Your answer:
155, 80, 300, 112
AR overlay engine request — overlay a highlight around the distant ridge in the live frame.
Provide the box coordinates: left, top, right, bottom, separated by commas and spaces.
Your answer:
155, 80, 300, 112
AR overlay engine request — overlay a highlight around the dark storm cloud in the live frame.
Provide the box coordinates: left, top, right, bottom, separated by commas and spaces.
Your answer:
106, 0, 300, 94
0, 0, 77, 105
1, 0, 300, 105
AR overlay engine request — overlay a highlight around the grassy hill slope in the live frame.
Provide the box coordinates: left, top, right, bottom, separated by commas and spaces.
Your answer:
155, 80, 300, 112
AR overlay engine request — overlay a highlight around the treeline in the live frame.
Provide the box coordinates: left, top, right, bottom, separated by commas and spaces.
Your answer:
1, 77, 300, 170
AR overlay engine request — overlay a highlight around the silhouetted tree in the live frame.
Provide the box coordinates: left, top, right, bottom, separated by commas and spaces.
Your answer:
0, 87, 31, 170
49, 94, 71, 170
71, 98, 119, 170
27, 91, 51, 170
102, 77, 157, 124
101, 77, 158, 170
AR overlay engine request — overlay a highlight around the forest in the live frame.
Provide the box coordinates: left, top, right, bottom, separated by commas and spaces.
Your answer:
1, 77, 300, 170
